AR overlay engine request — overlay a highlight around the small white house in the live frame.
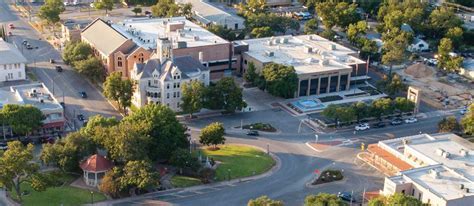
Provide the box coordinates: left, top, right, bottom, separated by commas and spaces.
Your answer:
408, 38, 429, 52
0, 39, 27, 82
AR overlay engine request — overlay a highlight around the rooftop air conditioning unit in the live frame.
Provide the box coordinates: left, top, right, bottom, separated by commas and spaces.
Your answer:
460, 149, 468, 157
436, 148, 445, 156
282, 37, 288, 44
265, 50, 274, 57
304, 46, 312, 53
442, 152, 450, 159
460, 184, 465, 189
193, 36, 200, 41
39, 99, 44, 103
429, 169, 439, 179
266, 40, 273, 46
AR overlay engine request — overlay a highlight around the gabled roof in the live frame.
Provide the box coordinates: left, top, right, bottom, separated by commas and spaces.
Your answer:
0, 40, 27, 65
80, 154, 113, 172
401, 23, 414, 33
81, 18, 129, 56
173, 56, 209, 79
134, 56, 207, 81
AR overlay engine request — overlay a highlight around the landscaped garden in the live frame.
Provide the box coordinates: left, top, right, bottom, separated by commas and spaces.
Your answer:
240, 123, 276, 132
9, 171, 106, 206
201, 145, 275, 181
312, 169, 344, 185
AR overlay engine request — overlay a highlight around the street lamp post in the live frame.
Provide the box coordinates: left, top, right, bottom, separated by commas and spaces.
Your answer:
314, 134, 319, 144
90, 191, 94, 205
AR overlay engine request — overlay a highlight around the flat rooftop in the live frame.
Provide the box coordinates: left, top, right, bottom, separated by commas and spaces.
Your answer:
390, 165, 473, 200
235, 35, 365, 75
177, 0, 245, 29
8, 83, 62, 111
112, 17, 228, 50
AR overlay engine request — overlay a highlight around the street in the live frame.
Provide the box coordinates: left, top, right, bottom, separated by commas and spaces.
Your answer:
0, 0, 120, 130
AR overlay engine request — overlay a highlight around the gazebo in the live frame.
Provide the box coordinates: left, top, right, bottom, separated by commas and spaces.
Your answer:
80, 154, 113, 187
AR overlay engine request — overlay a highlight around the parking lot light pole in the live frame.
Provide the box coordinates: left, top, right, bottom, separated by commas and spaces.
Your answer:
315, 134, 319, 144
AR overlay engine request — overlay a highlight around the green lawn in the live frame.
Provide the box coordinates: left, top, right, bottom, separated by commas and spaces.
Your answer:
171, 175, 202, 188
201, 145, 275, 181
9, 172, 106, 206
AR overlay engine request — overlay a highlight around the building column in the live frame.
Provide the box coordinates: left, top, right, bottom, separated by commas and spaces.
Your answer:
95, 172, 98, 186
346, 73, 351, 91
317, 77, 321, 95
336, 74, 341, 92
307, 78, 311, 96
326, 76, 331, 94
297, 79, 301, 97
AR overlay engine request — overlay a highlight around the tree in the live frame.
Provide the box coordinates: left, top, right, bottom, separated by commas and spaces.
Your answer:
322, 104, 341, 127
94, 0, 114, 15
351, 101, 368, 123
62, 41, 93, 64
40, 143, 62, 166
304, 193, 344, 206
245, 13, 299, 35
103, 72, 135, 113
393, 97, 415, 116
304, 19, 318, 34
199, 122, 225, 149
38, 0, 64, 25
132, 7, 142, 16
0, 141, 42, 201
57, 132, 96, 172
248, 196, 284, 206
383, 10, 404, 31
370, 98, 394, 120
368, 193, 422, 206
262, 63, 298, 98
461, 103, 474, 135
203, 78, 246, 113
429, 7, 463, 39
316, 2, 338, 30
120, 160, 159, 195
124, 104, 188, 160
445, 27, 463, 49
170, 148, 200, 174
438, 38, 464, 73
251, 27, 273, 38
334, 2, 359, 29
207, 24, 237, 41
347, 21, 368, 44
80, 115, 119, 137
382, 28, 412, 75
237, 0, 266, 16
74, 57, 105, 83
99, 167, 122, 198
359, 37, 379, 60
244, 62, 258, 85
151, 0, 191, 18
377, 74, 407, 96
2, 104, 44, 137
438, 116, 461, 133
104, 121, 151, 163
320, 29, 336, 41
181, 81, 205, 117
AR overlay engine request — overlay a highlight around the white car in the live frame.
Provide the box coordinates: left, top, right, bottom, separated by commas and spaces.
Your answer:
404, 117, 418, 124
355, 124, 370, 131
460, 109, 467, 115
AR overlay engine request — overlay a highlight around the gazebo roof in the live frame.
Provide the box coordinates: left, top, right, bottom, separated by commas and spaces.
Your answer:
80, 154, 113, 172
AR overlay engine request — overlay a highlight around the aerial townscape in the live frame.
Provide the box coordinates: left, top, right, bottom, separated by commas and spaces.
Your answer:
0, 0, 474, 205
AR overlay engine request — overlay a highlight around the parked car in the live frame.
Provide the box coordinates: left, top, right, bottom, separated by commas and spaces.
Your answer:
77, 114, 85, 121
8, 31, 12, 36
50, 59, 55, 63
55, 65, 63, 72
22, 40, 28, 45
404, 117, 418, 124
390, 118, 403, 125
355, 124, 370, 131
26, 44, 33, 50
460, 108, 467, 115
79, 91, 87, 98
373, 122, 386, 128
0, 142, 8, 150
337, 192, 354, 202
246, 130, 259, 136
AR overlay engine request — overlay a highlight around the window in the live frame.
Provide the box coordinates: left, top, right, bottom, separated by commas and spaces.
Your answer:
177, 83, 180, 88
235, 23, 238, 30
167, 84, 170, 89
148, 80, 151, 86
173, 92, 176, 98
139, 53, 144, 63
244, 60, 247, 65
117, 57, 123, 67
173, 83, 176, 88
418, 193, 422, 200
18, 72, 21, 78
177, 92, 180, 97
177, 102, 180, 108
7, 73, 13, 79
412, 189, 415, 196
166, 93, 170, 98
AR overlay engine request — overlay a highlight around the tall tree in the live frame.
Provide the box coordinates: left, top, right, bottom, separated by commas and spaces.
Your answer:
251, 27, 273, 38
99, 167, 122, 198
104, 121, 151, 163
2, 104, 44, 137
103, 72, 135, 113
382, 28, 412, 75
429, 7, 463, 39
304, 19, 319, 34
262, 63, 298, 99
73, 57, 105, 83
445, 27, 463, 49
151, 0, 192, 18
170, 148, 200, 174
38, 0, 65, 25
237, 0, 266, 16
120, 160, 159, 195
438, 116, 461, 133
124, 104, 188, 160
304, 193, 344, 206
0, 141, 44, 201
199, 122, 225, 149
62, 41, 93, 64
80, 115, 119, 137
437, 38, 464, 73
248, 196, 284, 206
351, 101, 368, 123
131, 7, 142, 16
369, 193, 422, 206
322, 104, 341, 127
244, 62, 258, 85
181, 81, 205, 117
393, 97, 415, 116
461, 103, 474, 135
204, 78, 246, 113
94, 0, 114, 15
370, 98, 394, 120
347, 21, 368, 44
207, 24, 237, 41
315, 2, 338, 30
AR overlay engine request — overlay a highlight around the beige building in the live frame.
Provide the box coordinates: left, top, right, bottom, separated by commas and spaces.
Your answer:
111, 17, 235, 80
177, 0, 245, 30
60, 20, 90, 45
234, 34, 366, 98
371, 133, 474, 206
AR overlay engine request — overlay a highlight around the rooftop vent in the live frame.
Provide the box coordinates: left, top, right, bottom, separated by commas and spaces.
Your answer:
460, 149, 468, 157
193, 36, 200, 41
266, 40, 273, 46
466, 188, 470, 193
39, 99, 44, 103
429, 169, 439, 179
304, 46, 312, 53
319, 59, 329, 66
282, 37, 289, 43
402, 139, 410, 145
265, 50, 274, 57
308, 35, 313, 40
442, 152, 450, 159
436, 148, 445, 156
460, 184, 465, 190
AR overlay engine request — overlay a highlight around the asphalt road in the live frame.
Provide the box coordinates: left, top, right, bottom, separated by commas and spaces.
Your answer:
0, 0, 120, 129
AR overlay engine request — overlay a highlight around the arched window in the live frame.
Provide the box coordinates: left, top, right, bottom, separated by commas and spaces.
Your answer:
138, 53, 144, 63
117, 57, 123, 67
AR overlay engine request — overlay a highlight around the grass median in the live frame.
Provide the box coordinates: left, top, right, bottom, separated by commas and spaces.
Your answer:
171, 175, 202, 188
201, 145, 275, 181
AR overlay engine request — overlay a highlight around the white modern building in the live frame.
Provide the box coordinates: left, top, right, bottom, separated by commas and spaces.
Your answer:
176, 0, 245, 30
234, 34, 366, 97
0, 39, 27, 82
131, 39, 210, 111
372, 133, 474, 206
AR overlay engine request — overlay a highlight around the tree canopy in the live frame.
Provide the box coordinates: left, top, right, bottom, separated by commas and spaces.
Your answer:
2, 104, 44, 136
199, 122, 225, 149
181, 81, 205, 117
369, 193, 422, 206
38, 0, 65, 24
62, 41, 93, 65
461, 103, 474, 135
74, 56, 105, 83
203, 77, 246, 113
438, 116, 462, 133
261, 63, 298, 99
151, 0, 192, 18
103, 72, 135, 113
248, 195, 284, 206
94, 0, 114, 14
304, 193, 344, 206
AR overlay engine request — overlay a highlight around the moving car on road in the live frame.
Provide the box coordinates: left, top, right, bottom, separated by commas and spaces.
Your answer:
390, 118, 403, 125
246, 130, 259, 136
355, 123, 370, 131
404, 117, 418, 124
55, 65, 63, 72
337, 192, 354, 202
77, 114, 85, 121
79, 91, 87, 98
